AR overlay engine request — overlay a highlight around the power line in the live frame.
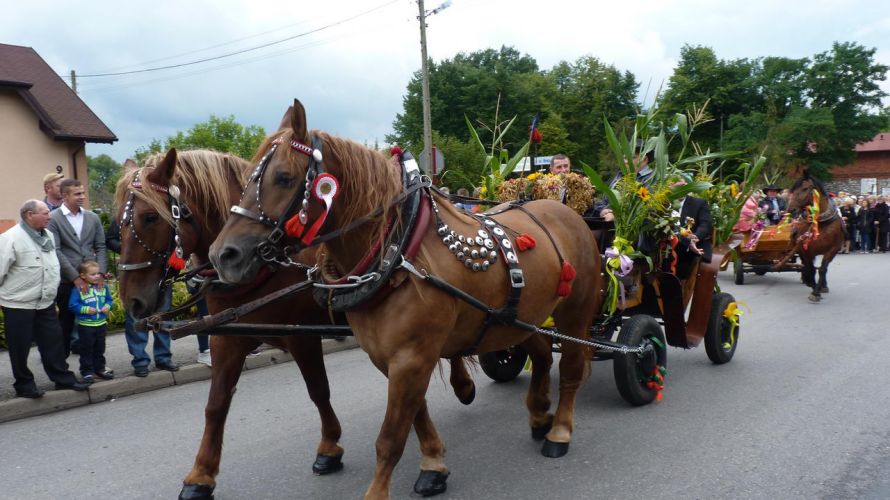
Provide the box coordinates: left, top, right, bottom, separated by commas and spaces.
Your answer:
75, 0, 400, 78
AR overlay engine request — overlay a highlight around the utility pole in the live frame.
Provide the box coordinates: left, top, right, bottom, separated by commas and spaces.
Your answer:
416, 1, 451, 181
70, 70, 77, 94
417, 0, 433, 179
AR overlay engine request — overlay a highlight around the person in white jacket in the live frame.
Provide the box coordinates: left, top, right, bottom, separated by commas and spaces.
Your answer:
0, 199, 87, 398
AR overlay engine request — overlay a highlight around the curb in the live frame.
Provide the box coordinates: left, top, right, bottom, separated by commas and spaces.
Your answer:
0, 337, 359, 424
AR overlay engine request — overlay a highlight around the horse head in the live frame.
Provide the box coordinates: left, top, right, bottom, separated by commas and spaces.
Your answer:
210, 99, 399, 285
115, 148, 248, 318
787, 169, 828, 215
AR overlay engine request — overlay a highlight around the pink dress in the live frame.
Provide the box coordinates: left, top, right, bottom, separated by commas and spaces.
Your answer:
733, 197, 759, 232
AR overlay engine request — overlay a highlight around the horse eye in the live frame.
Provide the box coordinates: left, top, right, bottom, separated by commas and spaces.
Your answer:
144, 213, 160, 224
274, 171, 295, 187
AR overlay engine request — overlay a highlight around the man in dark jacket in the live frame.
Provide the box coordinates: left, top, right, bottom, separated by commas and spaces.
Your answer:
674, 191, 713, 279
760, 185, 787, 225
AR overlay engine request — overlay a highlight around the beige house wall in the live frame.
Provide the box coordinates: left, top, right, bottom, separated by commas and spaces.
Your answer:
0, 90, 91, 230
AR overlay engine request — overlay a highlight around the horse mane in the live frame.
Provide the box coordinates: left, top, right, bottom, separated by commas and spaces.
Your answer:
263, 128, 403, 248
113, 149, 250, 226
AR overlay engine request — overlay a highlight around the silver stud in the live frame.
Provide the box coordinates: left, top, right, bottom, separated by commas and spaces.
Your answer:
493, 227, 505, 236
502, 239, 512, 249
299, 211, 308, 224
475, 236, 484, 246
463, 247, 470, 255
302, 199, 309, 210
484, 239, 495, 249
449, 243, 459, 253
457, 252, 465, 259
464, 258, 473, 268
472, 262, 481, 271
450, 230, 457, 237
489, 251, 497, 259
458, 235, 465, 243
466, 235, 475, 244
478, 229, 489, 239
481, 260, 490, 270
506, 252, 517, 263
437, 225, 448, 236
443, 235, 454, 244
484, 219, 496, 226
471, 250, 479, 259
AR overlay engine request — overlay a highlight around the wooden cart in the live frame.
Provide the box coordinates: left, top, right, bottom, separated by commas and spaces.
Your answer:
732, 224, 802, 284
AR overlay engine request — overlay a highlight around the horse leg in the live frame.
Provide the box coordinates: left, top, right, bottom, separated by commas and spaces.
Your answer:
285, 336, 344, 475
448, 356, 475, 405
800, 255, 821, 302
181, 336, 260, 500
818, 248, 839, 295
365, 353, 438, 500
542, 310, 591, 458
411, 399, 450, 497
522, 335, 554, 440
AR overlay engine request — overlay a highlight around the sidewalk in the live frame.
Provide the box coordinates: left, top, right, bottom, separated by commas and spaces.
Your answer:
0, 329, 358, 424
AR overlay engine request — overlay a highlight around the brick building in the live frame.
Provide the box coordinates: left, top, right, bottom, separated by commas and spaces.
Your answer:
826, 133, 890, 196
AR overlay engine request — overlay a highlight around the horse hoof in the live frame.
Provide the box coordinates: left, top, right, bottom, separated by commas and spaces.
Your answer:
541, 439, 570, 458
413, 470, 449, 497
312, 453, 344, 475
457, 385, 475, 405
531, 421, 553, 441
821, 287, 829, 293
179, 483, 214, 500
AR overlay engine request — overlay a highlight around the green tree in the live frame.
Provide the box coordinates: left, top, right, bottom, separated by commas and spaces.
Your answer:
86, 154, 122, 211
389, 46, 547, 153
660, 45, 757, 150
135, 115, 266, 162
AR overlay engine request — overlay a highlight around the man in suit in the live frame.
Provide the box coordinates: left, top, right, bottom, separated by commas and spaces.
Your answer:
47, 179, 107, 358
675, 190, 713, 279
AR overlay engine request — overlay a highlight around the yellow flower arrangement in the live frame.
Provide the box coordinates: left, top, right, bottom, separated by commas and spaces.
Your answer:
637, 186, 651, 202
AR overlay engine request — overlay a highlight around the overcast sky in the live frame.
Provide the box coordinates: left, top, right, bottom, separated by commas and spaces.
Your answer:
3, 0, 889, 163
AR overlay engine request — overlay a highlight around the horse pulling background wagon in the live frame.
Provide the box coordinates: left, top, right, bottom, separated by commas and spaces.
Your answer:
732, 221, 802, 284
479, 218, 742, 406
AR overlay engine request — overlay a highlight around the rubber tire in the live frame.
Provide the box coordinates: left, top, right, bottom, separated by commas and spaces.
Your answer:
479, 345, 528, 383
705, 292, 738, 364
734, 257, 744, 285
613, 315, 667, 406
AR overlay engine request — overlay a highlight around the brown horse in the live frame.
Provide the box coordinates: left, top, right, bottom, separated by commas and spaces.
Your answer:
775, 171, 844, 302
113, 148, 348, 500
209, 100, 604, 499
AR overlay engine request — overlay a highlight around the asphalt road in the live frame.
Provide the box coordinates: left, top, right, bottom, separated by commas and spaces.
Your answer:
2, 252, 889, 499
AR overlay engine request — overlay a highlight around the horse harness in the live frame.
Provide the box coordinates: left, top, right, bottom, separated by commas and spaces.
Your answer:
118, 169, 201, 291
230, 136, 572, 354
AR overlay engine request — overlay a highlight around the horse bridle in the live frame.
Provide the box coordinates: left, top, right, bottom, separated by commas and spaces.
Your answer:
118, 169, 198, 289
230, 135, 328, 266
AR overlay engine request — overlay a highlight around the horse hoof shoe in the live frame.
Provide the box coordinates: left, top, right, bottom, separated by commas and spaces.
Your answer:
414, 470, 449, 497
457, 386, 475, 405
179, 483, 215, 500
312, 453, 344, 475
531, 421, 552, 441
541, 439, 570, 458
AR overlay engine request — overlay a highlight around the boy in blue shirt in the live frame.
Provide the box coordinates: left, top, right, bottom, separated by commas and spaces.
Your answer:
68, 260, 114, 383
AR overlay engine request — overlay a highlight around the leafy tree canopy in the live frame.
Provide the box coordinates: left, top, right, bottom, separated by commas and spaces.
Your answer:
86, 154, 121, 211
135, 115, 266, 163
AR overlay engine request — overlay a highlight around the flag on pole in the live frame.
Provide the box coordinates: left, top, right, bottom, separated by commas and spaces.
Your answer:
529, 115, 543, 143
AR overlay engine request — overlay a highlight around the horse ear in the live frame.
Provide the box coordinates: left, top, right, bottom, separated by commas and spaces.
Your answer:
291, 99, 309, 143
146, 148, 177, 186
278, 105, 294, 130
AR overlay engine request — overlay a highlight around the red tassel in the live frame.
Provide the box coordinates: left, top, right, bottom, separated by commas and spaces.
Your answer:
284, 214, 305, 238
167, 252, 186, 271
556, 261, 576, 297
560, 261, 576, 281
516, 233, 536, 252
390, 146, 403, 157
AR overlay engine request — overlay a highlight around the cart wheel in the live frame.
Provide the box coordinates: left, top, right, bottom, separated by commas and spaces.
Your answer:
705, 292, 738, 364
733, 257, 744, 285
613, 315, 667, 406
479, 345, 528, 382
